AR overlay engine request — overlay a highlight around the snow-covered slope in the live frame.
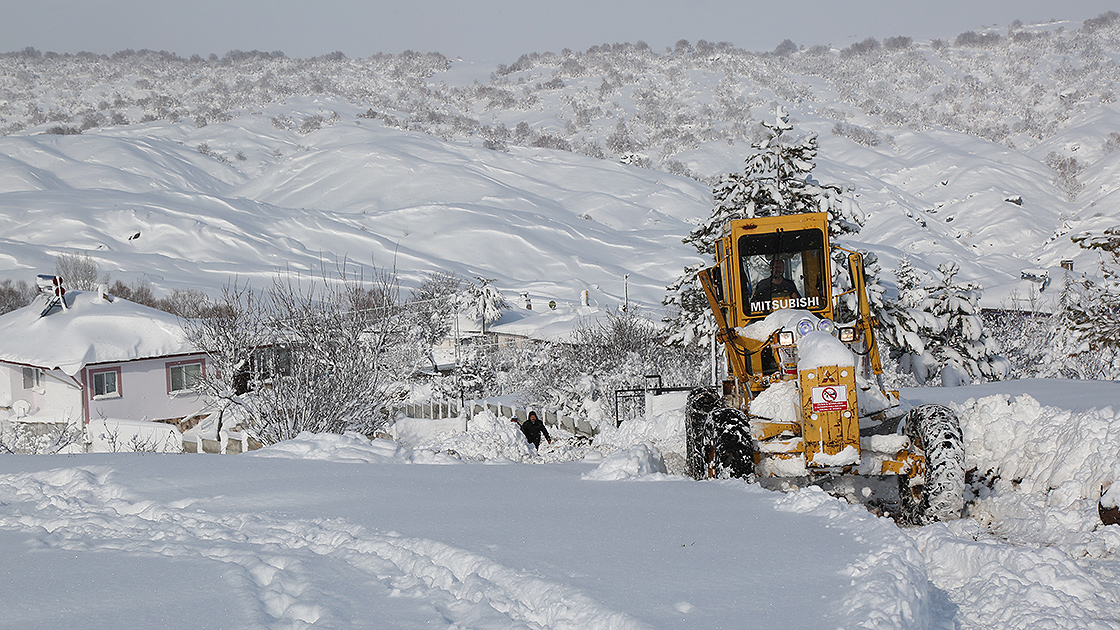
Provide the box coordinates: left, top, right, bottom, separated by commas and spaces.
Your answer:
4, 16, 1120, 318
0, 116, 710, 311
0, 105, 1113, 317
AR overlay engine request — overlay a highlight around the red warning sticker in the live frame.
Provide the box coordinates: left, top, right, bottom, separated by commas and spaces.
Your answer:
811, 385, 849, 412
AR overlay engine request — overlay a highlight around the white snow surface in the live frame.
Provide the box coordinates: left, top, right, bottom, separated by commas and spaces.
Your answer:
0, 291, 196, 375
797, 330, 857, 369
0, 379, 1119, 628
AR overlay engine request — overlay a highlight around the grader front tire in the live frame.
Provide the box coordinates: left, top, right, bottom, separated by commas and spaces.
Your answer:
898, 404, 966, 525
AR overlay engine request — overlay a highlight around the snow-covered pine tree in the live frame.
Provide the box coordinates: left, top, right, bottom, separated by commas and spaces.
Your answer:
1069, 228, 1120, 378
922, 263, 1007, 385
664, 107, 864, 345
1038, 271, 1101, 378
877, 257, 941, 384
458, 277, 509, 334
663, 263, 715, 346
699, 108, 864, 244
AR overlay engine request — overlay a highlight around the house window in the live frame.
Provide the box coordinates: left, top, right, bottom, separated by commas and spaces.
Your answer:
22, 367, 42, 390
90, 367, 121, 399
168, 360, 203, 393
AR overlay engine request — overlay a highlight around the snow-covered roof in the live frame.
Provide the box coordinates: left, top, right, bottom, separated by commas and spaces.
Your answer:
0, 291, 198, 376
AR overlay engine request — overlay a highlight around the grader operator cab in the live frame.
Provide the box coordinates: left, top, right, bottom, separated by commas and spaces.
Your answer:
686, 212, 966, 525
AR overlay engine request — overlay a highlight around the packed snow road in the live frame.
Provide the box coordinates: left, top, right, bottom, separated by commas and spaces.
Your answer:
0, 450, 881, 629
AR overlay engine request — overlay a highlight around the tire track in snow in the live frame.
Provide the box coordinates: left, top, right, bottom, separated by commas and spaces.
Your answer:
0, 467, 648, 630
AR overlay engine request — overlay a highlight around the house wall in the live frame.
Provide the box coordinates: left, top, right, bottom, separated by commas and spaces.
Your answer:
81, 354, 209, 425
0, 362, 83, 425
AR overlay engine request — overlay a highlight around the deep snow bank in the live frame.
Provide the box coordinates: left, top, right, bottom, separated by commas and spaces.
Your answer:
582, 443, 668, 481
250, 431, 459, 465
952, 393, 1120, 551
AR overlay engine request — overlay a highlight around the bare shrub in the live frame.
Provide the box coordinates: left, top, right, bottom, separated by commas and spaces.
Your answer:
55, 253, 107, 291
0, 279, 34, 314
185, 260, 422, 445
410, 270, 464, 345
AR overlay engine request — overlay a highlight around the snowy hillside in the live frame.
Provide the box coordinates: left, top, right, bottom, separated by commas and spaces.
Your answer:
0, 116, 709, 311
3, 14, 1120, 315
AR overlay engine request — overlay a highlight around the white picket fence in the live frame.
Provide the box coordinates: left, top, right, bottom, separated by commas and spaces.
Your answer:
395, 399, 597, 438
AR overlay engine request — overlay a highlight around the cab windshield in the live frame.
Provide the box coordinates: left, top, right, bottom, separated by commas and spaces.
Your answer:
737, 228, 827, 317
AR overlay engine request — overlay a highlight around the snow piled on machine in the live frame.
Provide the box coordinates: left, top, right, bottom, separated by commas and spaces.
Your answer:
797, 330, 856, 369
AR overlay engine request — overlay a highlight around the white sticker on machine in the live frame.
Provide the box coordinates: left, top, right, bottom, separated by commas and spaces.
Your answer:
811, 385, 849, 412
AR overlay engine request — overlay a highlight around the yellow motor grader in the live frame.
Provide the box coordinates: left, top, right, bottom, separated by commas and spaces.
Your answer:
686, 212, 965, 524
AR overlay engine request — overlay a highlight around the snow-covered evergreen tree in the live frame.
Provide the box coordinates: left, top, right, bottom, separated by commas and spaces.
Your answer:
1068, 228, 1120, 378
877, 258, 941, 384
922, 263, 1007, 385
699, 107, 864, 246
663, 264, 716, 346
664, 108, 864, 345
1038, 272, 1101, 378
458, 277, 509, 334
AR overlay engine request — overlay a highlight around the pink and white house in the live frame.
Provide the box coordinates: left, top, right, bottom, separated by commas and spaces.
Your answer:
0, 289, 211, 438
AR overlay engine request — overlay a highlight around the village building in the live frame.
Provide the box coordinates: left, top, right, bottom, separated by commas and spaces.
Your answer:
0, 286, 211, 451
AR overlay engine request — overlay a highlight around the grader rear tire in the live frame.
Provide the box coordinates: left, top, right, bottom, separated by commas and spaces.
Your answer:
711, 407, 754, 479
898, 404, 966, 525
685, 387, 754, 480
685, 387, 720, 480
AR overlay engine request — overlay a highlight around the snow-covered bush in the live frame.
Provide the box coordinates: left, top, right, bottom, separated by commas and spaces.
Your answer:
525, 307, 704, 427
0, 421, 84, 455
185, 260, 420, 445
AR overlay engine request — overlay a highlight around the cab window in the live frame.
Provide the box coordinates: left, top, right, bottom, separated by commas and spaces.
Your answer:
737, 228, 827, 317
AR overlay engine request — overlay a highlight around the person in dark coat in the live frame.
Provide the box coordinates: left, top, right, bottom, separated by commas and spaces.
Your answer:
520, 410, 551, 449
754, 259, 801, 301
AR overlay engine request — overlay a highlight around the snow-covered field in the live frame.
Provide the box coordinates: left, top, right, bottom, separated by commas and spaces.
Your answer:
1, 379, 1118, 629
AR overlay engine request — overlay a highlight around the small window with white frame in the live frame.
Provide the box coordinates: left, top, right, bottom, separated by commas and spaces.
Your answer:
90, 367, 121, 399
22, 367, 42, 390
168, 360, 203, 394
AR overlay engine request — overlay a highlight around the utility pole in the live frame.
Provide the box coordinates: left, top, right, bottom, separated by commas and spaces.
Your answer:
624, 274, 629, 312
